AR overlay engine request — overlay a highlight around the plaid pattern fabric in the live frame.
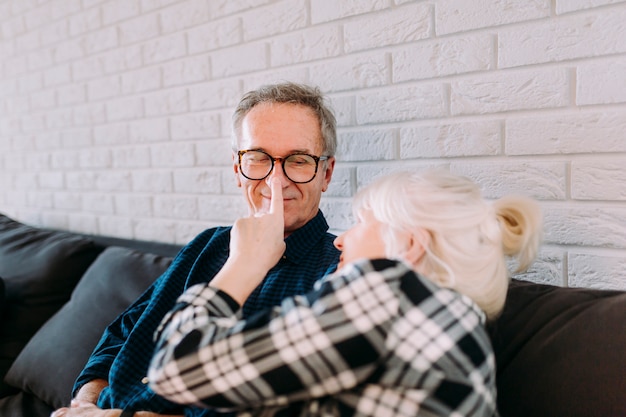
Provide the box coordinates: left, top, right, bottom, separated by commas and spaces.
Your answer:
73, 211, 339, 416
149, 259, 498, 417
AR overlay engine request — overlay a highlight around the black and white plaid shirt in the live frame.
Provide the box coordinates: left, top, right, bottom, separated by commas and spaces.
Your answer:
149, 258, 498, 417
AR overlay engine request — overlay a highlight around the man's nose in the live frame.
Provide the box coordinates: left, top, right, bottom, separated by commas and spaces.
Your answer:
266, 161, 290, 186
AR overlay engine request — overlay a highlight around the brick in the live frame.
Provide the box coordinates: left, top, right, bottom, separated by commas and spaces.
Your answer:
170, 112, 222, 140
212, 42, 268, 77
78, 148, 112, 168
44, 64, 71, 87
187, 17, 241, 54
308, 53, 389, 93
436, 0, 550, 35
569, 253, 626, 290
241, 0, 307, 40
311, 0, 389, 24
189, 78, 241, 111
356, 83, 447, 124
94, 123, 129, 146
115, 194, 153, 216
557, 0, 626, 15
15, 30, 40, 52
73, 56, 106, 81
324, 165, 353, 198
102, 46, 143, 74
106, 96, 144, 122
141, 0, 183, 12
26, 49, 54, 71
499, 8, 626, 68
129, 118, 169, 142
154, 195, 198, 219
119, 14, 160, 45
66, 171, 96, 189
240, 67, 308, 92
195, 139, 233, 167
46, 108, 74, 129
337, 128, 395, 161
543, 205, 626, 248
572, 160, 626, 200
207, 0, 273, 18
24, 153, 51, 170
1, 15, 25, 39
159, 0, 209, 34
74, 103, 106, 126
40, 20, 69, 47
39, 171, 65, 189
506, 110, 626, 155
122, 66, 162, 94
451, 68, 570, 115
344, 3, 431, 53
61, 127, 92, 147
577, 57, 626, 105
53, 39, 84, 63
269, 26, 341, 67
84, 27, 119, 55
102, 0, 140, 25
53, 192, 83, 210
133, 218, 177, 242
4, 55, 27, 78
49, 0, 81, 21
198, 194, 247, 222
143, 33, 187, 65
18, 73, 43, 93
319, 199, 353, 231
99, 216, 134, 239
145, 88, 189, 116
30, 89, 56, 110
24, 4, 50, 30
173, 167, 222, 193
400, 120, 502, 158
328, 95, 354, 127
21, 113, 47, 133
95, 171, 132, 191
451, 161, 567, 200
57, 83, 86, 105
162, 55, 210, 87
35, 132, 62, 150
51, 150, 81, 169
132, 170, 173, 192
83, 192, 115, 213
112, 146, 151, 168
511, 248, 564, 286
393, 34, 494, 82
356, 163, 447, 190
151, 142, 195, 167
87, 75, 121, 100
69, 8, 101, 36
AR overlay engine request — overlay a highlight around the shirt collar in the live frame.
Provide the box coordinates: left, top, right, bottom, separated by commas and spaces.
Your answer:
282, 210, 331, 264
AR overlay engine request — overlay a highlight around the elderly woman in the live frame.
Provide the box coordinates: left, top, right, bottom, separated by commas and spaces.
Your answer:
148, 169, 542, 417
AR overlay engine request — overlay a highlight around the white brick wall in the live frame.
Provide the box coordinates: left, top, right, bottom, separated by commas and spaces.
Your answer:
1, 0, 625, 290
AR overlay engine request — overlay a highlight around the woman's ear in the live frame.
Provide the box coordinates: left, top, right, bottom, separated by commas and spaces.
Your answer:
403, 228, 430, 266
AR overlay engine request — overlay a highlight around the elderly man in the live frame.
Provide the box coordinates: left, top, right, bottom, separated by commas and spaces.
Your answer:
51, 82, 340, 417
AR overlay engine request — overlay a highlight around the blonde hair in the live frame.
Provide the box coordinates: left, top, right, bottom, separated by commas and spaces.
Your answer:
353, 169, 542, 319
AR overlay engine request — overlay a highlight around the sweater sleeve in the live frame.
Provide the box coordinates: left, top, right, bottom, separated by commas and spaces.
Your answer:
148, 260, 405, 412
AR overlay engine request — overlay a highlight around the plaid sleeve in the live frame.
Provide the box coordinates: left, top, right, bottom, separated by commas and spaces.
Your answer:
148, 259, 407, 411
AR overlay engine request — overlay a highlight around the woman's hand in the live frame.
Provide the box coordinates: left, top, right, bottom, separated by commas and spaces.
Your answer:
211, 178, 286, 305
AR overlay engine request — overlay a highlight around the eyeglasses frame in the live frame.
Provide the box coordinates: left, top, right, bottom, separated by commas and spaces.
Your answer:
237, 149, 329, 184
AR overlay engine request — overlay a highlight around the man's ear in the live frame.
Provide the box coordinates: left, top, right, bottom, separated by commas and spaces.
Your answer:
321, 157, 336, 192
403, 228, 430, 266
232, 152, 242, 188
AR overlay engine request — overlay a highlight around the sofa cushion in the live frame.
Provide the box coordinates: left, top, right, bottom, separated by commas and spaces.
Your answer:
488, 279, 626, 417
5, 246, 173, 409
0, 214, 102, 398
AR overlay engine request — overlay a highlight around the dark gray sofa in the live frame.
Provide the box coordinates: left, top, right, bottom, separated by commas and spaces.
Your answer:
0, 212, 624, 417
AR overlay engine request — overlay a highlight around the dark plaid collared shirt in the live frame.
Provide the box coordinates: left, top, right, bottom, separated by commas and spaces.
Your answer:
149, 258, 498, 417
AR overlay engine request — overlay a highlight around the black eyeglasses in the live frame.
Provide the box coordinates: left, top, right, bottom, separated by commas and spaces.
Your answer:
237, 150, 329, 184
